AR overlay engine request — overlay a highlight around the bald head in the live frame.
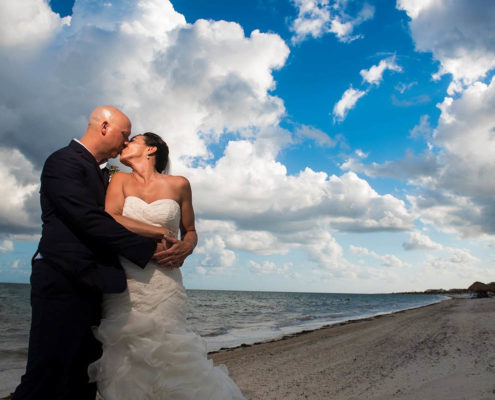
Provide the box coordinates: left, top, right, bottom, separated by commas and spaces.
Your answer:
88, 105, 130, 131
80, 105, 132, 162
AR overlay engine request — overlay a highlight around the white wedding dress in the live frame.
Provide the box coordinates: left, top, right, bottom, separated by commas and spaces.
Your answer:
88, 196, 245, 400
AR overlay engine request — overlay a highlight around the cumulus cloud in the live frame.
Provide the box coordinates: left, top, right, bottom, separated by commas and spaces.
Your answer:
0, 148, 40, 236
409, 77, 495, 236
290, 0, 374, 44
360, 56, 402, 85
186, 140, 413, 235
0, 0, 70, 49
402, 231, 443, 250
333, 87, 367, 122
183, 137, 413, 273
397, 0, 495, 92
343, 1, 495, 239
350, 245, 411, 268
194, 235, 236, 272
248, 260, 291, 275
421, 247, 492, 282
0, 240, 14, 253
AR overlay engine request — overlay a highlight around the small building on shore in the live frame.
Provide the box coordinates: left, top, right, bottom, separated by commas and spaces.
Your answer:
467, 281, 491, 298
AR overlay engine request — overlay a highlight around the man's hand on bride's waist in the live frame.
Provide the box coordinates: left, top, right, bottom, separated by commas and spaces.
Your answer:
153, 234, 195, 268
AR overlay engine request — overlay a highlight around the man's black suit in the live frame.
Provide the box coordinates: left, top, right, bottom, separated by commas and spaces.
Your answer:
13, 140, 157, 400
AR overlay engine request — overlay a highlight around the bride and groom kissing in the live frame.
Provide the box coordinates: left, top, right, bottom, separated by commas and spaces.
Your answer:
11, 106, 245, 400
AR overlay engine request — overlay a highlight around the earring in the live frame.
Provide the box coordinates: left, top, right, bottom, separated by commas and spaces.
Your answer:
146, 153, 150, 160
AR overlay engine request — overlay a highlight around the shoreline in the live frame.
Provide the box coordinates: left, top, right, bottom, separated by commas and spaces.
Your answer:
208, 295, 450, 355
210, 297, 495, 400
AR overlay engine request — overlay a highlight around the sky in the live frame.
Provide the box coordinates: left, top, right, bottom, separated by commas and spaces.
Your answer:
1, 0, 495, 293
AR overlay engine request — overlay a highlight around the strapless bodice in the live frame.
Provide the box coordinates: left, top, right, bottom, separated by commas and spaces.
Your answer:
117, 195, 183, 287
122, 196, 180, 235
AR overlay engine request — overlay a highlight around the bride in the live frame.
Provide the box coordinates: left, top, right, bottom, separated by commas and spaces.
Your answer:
88, 132, 245, 400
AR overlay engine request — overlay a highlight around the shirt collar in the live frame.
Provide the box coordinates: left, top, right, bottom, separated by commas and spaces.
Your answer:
73, 138, 107, 169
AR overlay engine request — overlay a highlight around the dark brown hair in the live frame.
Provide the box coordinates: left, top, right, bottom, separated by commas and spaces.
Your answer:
142, 132, 169, 173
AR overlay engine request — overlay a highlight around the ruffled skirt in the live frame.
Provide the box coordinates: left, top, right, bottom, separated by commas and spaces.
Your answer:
88, 260, 245, 400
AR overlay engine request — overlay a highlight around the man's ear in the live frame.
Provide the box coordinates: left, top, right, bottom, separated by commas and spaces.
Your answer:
101, 121, 109, 136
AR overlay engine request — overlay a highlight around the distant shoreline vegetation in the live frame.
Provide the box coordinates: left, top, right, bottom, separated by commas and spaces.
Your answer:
394, 289, 468, 295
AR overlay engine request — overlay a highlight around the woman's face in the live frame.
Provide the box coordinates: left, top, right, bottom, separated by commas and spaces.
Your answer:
120, 135, 147, 165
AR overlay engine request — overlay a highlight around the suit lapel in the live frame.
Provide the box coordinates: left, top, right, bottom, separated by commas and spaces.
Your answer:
69, 140, 107, 188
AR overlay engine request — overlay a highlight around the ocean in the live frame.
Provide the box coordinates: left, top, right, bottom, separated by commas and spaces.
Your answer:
0, 282, 447, 395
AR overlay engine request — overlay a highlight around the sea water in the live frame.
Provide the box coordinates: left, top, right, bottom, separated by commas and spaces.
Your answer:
0, 282, 447, 395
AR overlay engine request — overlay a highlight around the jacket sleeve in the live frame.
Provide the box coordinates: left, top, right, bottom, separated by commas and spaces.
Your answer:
41, 150, 156, 268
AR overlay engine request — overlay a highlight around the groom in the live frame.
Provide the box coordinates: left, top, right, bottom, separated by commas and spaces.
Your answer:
12, 106, 178, 400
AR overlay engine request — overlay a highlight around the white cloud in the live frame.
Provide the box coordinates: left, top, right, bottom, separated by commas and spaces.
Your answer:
186, 140, 413, 235
397, 0, 495, 91
360, 56, 402, 85
333, 87, 367, 122
333, 57, 401, 123
402, 231, 443, 250
195, 235, 236, 272
290, 0, 374, 44
411, 77, 495, 236
0, 240, 14, 253
248, 260, 291, 275
350, 245, 411, 268
0, 0, 70, 49
0, 148, 40, 235
186, 137, 413, 274
349, 245, 370, 256
422, 247, 486, 280
226, 231, 288, 255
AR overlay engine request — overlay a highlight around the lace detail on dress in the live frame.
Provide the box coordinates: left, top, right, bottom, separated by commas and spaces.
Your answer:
88, 197, 245, 400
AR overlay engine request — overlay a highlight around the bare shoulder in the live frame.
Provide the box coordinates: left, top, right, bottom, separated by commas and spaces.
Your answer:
161, 175, 192, 201
161, 174, 191, 189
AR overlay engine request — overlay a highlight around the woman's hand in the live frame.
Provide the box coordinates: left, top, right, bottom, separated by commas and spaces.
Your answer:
153, 234, 195, 268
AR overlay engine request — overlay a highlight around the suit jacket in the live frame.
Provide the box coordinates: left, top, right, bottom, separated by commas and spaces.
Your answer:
37, 140, 156, 293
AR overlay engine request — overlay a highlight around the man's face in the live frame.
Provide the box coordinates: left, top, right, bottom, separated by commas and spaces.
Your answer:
105, 115, 131, 158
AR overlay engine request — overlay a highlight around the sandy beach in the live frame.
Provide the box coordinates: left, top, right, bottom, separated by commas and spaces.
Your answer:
211, 297, 495, 400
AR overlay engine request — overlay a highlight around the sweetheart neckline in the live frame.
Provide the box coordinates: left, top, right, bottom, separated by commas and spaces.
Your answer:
124, 196, 180, 207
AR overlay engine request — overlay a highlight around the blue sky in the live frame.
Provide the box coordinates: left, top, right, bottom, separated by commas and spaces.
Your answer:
1, 0, 495, 292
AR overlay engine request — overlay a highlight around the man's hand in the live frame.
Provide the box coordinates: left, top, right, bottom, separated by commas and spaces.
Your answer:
153, 235, 195, 268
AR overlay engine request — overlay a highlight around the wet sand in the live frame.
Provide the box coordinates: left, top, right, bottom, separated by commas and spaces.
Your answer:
210, 297, 495, 400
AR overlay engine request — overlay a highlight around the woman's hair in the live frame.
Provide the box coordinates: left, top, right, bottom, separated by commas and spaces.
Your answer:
142, 132, 169, 173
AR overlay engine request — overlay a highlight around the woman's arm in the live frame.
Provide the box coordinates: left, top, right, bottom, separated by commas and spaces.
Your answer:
179, 176, 198, 251
154, 177, 197, 267
105, 172, 168, 241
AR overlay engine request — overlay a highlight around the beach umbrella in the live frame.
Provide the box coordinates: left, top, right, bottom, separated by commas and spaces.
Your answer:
467, 282, 490, 292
